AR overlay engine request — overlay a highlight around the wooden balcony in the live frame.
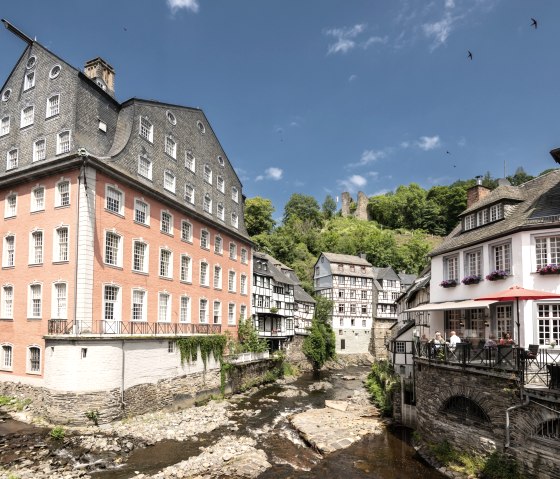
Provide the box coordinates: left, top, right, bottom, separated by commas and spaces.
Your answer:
47, 319, 222, 337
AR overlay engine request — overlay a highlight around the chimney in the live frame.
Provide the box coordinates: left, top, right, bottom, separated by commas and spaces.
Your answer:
466, 176, 490, 208
84, 57, 115, 96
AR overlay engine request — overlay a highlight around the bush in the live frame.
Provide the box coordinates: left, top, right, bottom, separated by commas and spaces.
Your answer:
50, 426, 65, 440
481, 452, 521, 479
365, 360, 398, 416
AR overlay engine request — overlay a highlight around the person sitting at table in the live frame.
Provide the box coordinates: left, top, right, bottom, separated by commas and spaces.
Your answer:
484, 335, 498, 349
449, 331, 461, 349
499, 332, 515, 345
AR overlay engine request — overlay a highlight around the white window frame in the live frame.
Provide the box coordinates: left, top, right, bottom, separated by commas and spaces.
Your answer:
29, 230, 44, 265
21, 105, 34, 128
33, 138, 46, 162
102, 284, 122, 324
200, 229, 210, 249
240, 274, 247, 295
131, 288, 147, 322
46, 94, 60, 118
0, 116, 10, 137
139, 116, 153, 142
53, 226, 69, 262
535, 234, 560, 271
3, 235, 15, 268
134, 198, 150, 225
56, 130, 71, 154
6, 149, 18, 170
165, 136, 177, 159
240, 304, 247, 321
55, 179, 70, 207
51, 282, 68, 319
1, 343, 13, 371
200, 261, 209, 286
537, 303, 560, 345
217, 176, 224, 193
181, 220, 193, 242
229, 242, 237, 260
31, 186, 45, 212
164, 170, 176, 193
132, 240, 148, 273
241, 248, 248, 264
464, 248, 482, 277
203, 193, 212, 213
204, 164, 212, 184
214, 236, 223, 254
228, 303, 236, 325
161, 210, 173, 235
444, 255, 459, 281
24, 71, 35, 91
228, 270, 236, 293
180, 254, 192, 283
489, 203, 503, 222
104, 230, 123, 267
217, 202, 224, 221
213, 300, 222, 324
491, 241, 511, 274
180, 295, 191, 323
27, 345, 41, 374
28, 283, 42, 319
214, 265, 222, 289
185, 151, 196, 172
184, 184, 195, 204
231, 212, 239, 228
199, 298, 208, 323
158, 292, 171, 322
105, 185, 124, 215
138, 155, 153, 180
159, 248, 173, 278
232, 186, 239, 203
2, 286, 13, 319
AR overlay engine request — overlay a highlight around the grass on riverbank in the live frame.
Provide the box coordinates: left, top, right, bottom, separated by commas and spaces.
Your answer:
364, 360, 398, 416
0, 395, 32, 412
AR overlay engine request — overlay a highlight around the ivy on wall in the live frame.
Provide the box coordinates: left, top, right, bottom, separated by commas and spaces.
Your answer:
176, 335, 227, 369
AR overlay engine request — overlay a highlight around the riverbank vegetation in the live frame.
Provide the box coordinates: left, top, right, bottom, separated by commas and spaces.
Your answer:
365, 360, 398, 416
303, 296, 336, 372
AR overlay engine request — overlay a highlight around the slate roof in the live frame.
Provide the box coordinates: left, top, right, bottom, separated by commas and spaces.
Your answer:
430, 170, 560, 257
399, 273, 418, 287
321, 252, 372, 266
372, 267, 400, 281
294, 285, 316, 304
253, 252, 298, 285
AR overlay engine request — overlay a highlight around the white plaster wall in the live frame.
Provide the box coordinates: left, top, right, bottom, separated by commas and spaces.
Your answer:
44, 339, 219, 392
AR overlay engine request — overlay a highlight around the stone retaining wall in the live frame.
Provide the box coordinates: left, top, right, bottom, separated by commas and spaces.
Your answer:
228, 358, 282, 392
285, 336, 311, 370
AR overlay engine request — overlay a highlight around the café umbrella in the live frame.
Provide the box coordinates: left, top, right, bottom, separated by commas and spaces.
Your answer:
475, 285, 560, 343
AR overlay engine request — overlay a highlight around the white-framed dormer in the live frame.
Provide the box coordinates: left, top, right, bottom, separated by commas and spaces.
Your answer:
56, 130, 71, 154
138, 154, 153, 180
139, 116, 153, 143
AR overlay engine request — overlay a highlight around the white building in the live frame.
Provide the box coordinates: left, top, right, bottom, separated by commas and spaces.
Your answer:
314, 253, 373, 354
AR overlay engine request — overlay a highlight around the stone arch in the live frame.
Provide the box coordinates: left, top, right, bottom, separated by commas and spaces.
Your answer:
441, 395, 490, 423
509, 402, 560, 445
435, 383, 497, 425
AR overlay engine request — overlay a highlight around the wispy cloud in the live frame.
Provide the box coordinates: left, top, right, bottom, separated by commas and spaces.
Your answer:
349, 149, 387, 167
458, 137, 467, 147
422, 12, 455, 48
370, 188, 391, 197
348, 74, 357, 82
417, 135, 441, 151
324, 24, 386, 55
167, 0, 199, 13
255, 167, 283, 182
338, 174, 367, 193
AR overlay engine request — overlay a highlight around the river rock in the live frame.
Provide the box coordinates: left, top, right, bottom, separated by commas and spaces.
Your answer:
308, 381, 333, 392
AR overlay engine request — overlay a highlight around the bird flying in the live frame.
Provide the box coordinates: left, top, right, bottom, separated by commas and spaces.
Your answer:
530, 18, 537, 29
467, 50, 473, 60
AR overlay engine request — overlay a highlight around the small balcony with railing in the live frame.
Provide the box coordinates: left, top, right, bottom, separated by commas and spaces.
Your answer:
47, 319, 222, 337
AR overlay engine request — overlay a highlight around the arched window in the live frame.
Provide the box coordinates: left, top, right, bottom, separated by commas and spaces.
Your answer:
441, 395, 490, 424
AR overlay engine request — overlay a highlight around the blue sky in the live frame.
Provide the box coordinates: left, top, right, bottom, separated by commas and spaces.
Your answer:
1, 0, 560, 220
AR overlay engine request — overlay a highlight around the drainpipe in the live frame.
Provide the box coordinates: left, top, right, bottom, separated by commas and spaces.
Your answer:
121, 340, 126, 409
505, 394, 530, 448
73, 156, 87, 335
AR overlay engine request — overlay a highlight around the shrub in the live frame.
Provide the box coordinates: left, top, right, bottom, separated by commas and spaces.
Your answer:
50, 426, 65, 440
85, 409, 99, 426
481, 452, 521, 479
365, 360, 398, 416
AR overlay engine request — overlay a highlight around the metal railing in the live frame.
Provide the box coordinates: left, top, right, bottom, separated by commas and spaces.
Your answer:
47, 319, 222, 336
522, 348, 560, 388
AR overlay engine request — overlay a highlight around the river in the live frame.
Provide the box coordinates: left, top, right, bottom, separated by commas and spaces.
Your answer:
86, 365, 444, 478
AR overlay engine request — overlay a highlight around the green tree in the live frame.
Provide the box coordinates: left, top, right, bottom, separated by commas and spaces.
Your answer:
302, 296, 336, 372
236, 318, 268, 353
507, 166, 534, 186
321, 195, 337, 219
244, 197, 275, 237
283, 193, 322, 228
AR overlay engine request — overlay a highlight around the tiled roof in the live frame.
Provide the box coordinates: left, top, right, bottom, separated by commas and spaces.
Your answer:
430, 170, 560, 256
321, 252, 372, 266
399, 273, 418, 286
372, 267, 400, 281
253, 252, 298, 285
461, 185, 525, 215
294, 285, 316, 303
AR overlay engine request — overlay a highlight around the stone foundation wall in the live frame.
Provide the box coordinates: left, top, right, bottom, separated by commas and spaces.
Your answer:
371, 318, 394, 360
228, 358, 282, 392
285, 335, 312, 370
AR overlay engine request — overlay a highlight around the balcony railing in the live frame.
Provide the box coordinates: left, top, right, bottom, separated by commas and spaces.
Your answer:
47, 319, 221, 336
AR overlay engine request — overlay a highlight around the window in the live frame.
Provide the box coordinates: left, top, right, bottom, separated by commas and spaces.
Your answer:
106, 186, 123, 215
134, 199, 149, 225
444, 255, 459, 281
139, 117, 153, 142
7, 149, 18, 170
217, 155, 225, 166
197, 120, 205, 133
228, 303, 236, 325
161, 211, 173, 234
0, 116, 9, 136
241, 248, 248, 264
361, 290, 367, 300
217, 203, 224, 220
1, 344, 13, 370
104, 231, 121, 266
200, 261, 209, 286
49, 65, 61, 79
240, 304, 247, 320
138, 156, 152, 180
158, 293, 171, 322
27, 346, 41, 374
203, 193, 212, 213
28, 284, 42, 318
2, 286, 13, 318
536, 235, 560, 270
464, 250, 481, 277
204, 165, 212, 184
165, 136, 176, 159
30, 231, 43, 264
464, 214, 475, 231
214, 265, 222, 289
56, 181, 70, 207
185, 151, 195, 172
199, 299, 208, 323
103, 285, 121, 323
33, 139, 46, 162
180, 296, 191, 323
180, 254, 192, 282
46, 95, 60, 117
232, 186, 239, 203
26, 56, 37, 69
538, 304, 560, 345
1, 89, 11, 102
476, 209, 489, 227
240, 274, 247, 295
3, 235, 15, 267
181, 220, 192, 242
489, 204, 503, 222
31, 187, 45, 212
159, 249, 172, 278
229, 242, 237, 260
24, 71, 35, 91
215, 236, 223, 254
132, 241, 148, 273
228, 271, 236, 292
21, 106, 34, 128
131, 289, 147, 321
166, 111, 176, 125
201, 229, 210, 249
339, 304, 345, 313
217, 176, 224, 193
56, 130, 70, 154
362, 304, 367, 314
231, 212, 239, 228
54, 226, 69, 262
164, 171, 176, 193
184, 184, 195, 204
52, 282, 67, 319
492, 242, 511, 274
350, 304, 356, 314
213, 301, 221, 324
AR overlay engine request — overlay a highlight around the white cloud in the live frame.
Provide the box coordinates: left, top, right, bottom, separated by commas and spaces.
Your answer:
366, 171, 379, 179
458, 137, 467, 147
362, 36, 389, 49
167, 0, 199, 13
370, 188, 391, 197
422, 13, 454, 48
338, 174, 367, 192
256, 167, 283, 182
417, 135, 441, 151
349, 149, 386, 167
445, 0, 455, 8
325, 24, 366, 54
348, 74, 357, 82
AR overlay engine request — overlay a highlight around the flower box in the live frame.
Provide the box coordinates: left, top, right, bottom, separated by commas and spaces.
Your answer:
440, 279, 458, 288
462, 275, 482, 285
538, 264, 560, 275
486, 270, 508, 281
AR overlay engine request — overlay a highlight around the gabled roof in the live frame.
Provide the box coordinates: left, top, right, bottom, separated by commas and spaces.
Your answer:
253, 252, 297, 285
399, 273, 417, 286
320, 252, 372, 266
430, 170, 560, 256
461, 185, 525, 216
294, 285, 316, 304
372, 267, 400, 281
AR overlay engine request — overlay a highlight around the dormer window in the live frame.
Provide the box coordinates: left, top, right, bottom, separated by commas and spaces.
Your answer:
465, 203, 504, 232
490, 204, 503, 222
464, 214, 475, 231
